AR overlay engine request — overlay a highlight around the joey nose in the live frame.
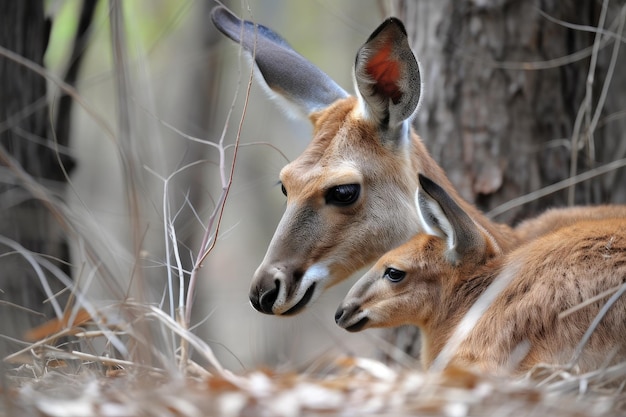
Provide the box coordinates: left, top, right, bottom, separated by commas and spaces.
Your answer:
334, 306, 345, 324
249, 280, 280, 315
335, 303, 357, 326
336, 303, 369, 332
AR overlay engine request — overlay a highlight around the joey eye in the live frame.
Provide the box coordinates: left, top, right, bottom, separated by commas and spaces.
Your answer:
281, 183, 287, 197
325, 184, 360, 206
384, 267, 406, 283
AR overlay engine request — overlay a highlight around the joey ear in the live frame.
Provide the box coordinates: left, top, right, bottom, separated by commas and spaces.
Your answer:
355, 17, 422, 131
416, 175, 486, 265
211, 6, 348, 118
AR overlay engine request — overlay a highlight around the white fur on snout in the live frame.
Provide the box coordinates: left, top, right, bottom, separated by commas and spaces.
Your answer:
272, 263, 329, 314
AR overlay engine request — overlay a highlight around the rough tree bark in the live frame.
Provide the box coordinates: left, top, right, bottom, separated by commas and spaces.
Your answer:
394, 0, 626, 222
382, 0, 626, 361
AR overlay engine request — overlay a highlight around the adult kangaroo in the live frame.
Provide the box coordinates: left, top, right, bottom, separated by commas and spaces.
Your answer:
211, 7, 518, 316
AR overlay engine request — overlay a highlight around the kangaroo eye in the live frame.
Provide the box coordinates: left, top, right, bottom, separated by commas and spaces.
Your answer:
384, 267, 406, 283
281, 183, 287, 197
326, 184, 360, 206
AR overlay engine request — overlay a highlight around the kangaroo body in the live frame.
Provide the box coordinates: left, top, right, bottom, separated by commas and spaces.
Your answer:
336, 175, 626, 374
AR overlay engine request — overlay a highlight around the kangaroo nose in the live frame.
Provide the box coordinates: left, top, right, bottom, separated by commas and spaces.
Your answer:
334, 306, 346, 324
249, 280, 280, 315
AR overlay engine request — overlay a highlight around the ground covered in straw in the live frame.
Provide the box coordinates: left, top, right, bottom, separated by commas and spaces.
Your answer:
4, 351, 625, 417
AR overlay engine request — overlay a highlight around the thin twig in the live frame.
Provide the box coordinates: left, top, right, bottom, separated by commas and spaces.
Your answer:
0, 45, 115, 141
588, 4, 626, 148
0, 236, 63, 320
568, 0, 609, 205
537, 6, 626, 43
569, 282, 626, 367
147, 306, 233, 379
488, 157, 626, 218
109, 0, 146, 297
183, 14, 258, 327
175, 10, 257, 372
464, 4, 625, 72
430, 261, 520, 372
558, 283, 625, 319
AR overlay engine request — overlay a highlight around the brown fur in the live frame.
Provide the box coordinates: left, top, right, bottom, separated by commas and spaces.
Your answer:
255, 95, 521, 313
254, 95, 626, 315
514, 205, 626, 241
235, 10, 621, 318
338, 215, 626, 375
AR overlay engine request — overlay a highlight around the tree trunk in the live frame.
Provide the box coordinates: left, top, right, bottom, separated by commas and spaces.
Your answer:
0, 0, 74, 345
382, 0, 626, 362
393, 0, 626, 223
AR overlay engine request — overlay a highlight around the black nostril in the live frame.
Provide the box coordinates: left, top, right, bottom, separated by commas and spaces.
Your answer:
293, 269, 303, 283
334, 307, 344, 323
258, 280, 280, 314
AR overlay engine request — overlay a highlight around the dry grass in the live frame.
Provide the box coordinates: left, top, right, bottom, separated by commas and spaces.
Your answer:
4, 329, 626, 417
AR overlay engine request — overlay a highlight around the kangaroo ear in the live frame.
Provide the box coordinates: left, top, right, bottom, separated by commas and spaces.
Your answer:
354, 18, 422, 132
211, 6, 348, 118
415, 175, 486, 265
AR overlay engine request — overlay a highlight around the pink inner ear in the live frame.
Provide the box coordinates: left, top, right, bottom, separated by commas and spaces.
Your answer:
366, 42, 403, 104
